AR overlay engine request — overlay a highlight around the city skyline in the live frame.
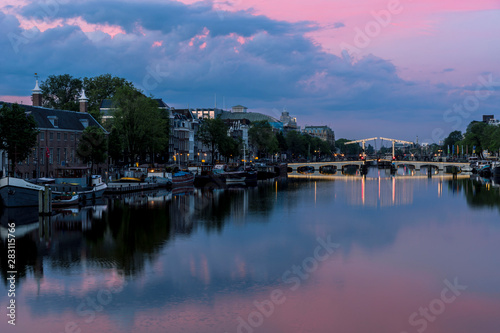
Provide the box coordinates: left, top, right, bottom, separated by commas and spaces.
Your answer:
0, 0, 499, 142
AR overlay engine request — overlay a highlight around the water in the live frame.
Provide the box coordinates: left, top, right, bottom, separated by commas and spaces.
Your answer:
1, 173, 500, 333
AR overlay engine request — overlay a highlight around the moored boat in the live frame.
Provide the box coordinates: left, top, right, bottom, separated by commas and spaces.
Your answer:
0, 177, 45, 207
52, 193, 80, 207
172, 171, 195, 186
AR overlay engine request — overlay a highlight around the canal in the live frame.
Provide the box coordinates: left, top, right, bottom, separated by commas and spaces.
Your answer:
1, 172, 500, 333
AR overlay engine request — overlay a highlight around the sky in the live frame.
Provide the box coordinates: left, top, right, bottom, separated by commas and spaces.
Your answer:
0, 0, 499, 142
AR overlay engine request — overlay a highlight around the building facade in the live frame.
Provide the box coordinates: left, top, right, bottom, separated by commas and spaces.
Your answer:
0, 81, 107, 179
303, 125, 335, 147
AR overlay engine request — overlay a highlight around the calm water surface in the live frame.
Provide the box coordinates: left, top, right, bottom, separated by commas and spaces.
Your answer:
1, 172, 500, 333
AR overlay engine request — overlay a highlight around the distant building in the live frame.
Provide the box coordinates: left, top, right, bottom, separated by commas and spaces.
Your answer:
100, 98, 170, 122
0, 79, 107, 179
170, 109, 199, 164
191, 108, 224, 120
224, 119, 251, 148
483, 115, 495, 123
303, 125, 335, 147
280, 109, 299, 132
231, 105, 248, 113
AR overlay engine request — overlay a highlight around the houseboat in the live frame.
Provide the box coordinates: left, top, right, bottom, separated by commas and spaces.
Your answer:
0, 176, 45, 207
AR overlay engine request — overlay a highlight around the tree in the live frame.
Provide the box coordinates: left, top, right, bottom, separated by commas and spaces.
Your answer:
248, 121, 278, 158
335, 138, 361, 156
463, 121, 487, 157
197, 118, 229, 165
285, 131, 307, 158
111, 86, 168, 164
0, 103, 38, 176
41, 74, 83, 111
276, 131, 288, 154
77, 126, 108, 175
219, 136, 241, 162
83, 74, 134, 122
443, 130, 463, 154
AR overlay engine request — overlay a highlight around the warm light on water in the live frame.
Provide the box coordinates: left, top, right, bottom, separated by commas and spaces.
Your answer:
1, 175, 500, 333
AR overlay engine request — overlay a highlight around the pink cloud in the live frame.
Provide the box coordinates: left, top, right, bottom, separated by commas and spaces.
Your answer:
152, 40, 163, 47
0, 95, 31, 104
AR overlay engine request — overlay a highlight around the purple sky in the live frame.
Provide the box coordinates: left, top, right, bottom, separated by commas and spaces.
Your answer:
0, 0, 499, 142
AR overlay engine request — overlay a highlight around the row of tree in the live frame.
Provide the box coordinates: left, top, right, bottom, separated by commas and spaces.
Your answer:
40, 74, 171, 166
443, 121, 500, 158
196, 119, 335, 164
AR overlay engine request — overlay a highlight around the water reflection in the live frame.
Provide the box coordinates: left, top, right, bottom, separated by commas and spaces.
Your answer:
1, 177, 500, 333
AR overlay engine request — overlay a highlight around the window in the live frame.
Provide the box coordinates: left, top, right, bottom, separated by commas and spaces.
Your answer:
49, 148, 53, 164
47, 116, 58, 127
57, 133, 61, 140
64, 133, 67, 141
40, 148, 44, 165
40, 132, 45, 141
57, 148, 60, 164
64, 148, 67, 164
79, 119, 89, 128
49, 132, 53, 140
71, 134, 74, 141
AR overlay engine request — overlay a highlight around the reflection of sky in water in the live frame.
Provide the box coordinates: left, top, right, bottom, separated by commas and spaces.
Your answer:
1, 178, 500, 333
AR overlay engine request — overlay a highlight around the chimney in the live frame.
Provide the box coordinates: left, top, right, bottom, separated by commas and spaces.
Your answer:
79, 89, 88, 113
32, 74, 42, 106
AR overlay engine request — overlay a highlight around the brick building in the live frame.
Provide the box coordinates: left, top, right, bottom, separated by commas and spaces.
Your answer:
0, 80, 106, 179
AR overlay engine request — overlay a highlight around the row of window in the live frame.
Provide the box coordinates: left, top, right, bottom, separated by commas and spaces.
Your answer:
39, 132, 76, 141
20, 148, 78, 166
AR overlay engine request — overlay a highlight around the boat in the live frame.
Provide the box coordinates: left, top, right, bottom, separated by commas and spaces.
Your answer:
52, 193, 80, 207
0, 177, 45, 207
120, 167, 148, 182
172, 171, 195, 186
50, 175, 108, 201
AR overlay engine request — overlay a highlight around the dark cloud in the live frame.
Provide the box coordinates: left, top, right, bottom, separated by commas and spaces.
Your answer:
19, 0, 316, 39
1, 2, 499, 141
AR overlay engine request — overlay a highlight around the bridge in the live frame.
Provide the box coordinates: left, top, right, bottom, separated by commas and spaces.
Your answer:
287, 160, 471, 176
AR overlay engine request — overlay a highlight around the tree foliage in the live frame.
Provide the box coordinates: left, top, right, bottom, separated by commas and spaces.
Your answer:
248, 121, 278, 157
335, 138, 362, 156
443, 130, 463, 150
40, 74, 133, 122
77, 126, 108, 173
197, 118, 229, 165
41, 74, 83, 111
0, 103, 38, 176
83, 74, 134, 121
219, 136, 242, 161
111, 86, 168, 164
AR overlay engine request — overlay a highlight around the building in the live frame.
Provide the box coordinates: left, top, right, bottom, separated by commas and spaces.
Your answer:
0, 80, 107, 179
100, 98, 170, 122
280, 109, 299, 133
224, 119, 251, 149
483, 115, 495, 123
219, 106, 282, 131
170, 109, 200, 164
231, 105, 248, 113
303, 125, 335, 147
191, 108, 224, 120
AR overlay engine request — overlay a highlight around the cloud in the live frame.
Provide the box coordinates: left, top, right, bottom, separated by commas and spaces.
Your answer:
1, 1, 499, 141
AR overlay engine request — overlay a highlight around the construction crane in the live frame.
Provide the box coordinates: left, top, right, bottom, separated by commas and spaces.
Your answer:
345, 137, 379, 160
379, 137, 414, 160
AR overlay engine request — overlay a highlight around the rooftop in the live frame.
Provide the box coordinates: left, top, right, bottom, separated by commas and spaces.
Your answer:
0, 101, 106, 133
